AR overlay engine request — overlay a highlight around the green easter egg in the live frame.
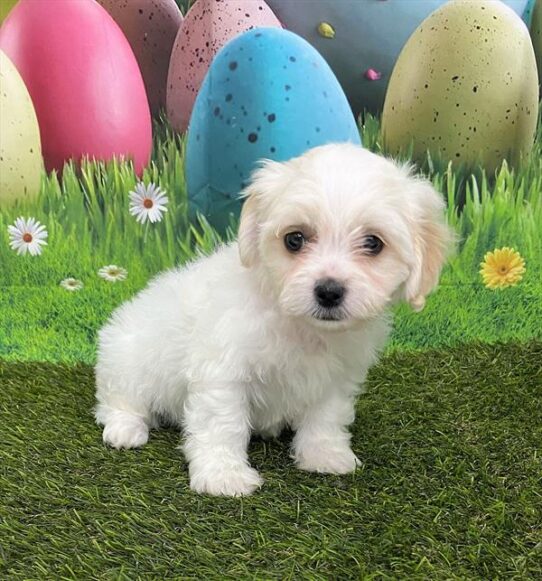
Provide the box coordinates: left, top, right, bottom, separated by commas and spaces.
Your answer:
382, 0, 539, 172
0, 50, 43, 206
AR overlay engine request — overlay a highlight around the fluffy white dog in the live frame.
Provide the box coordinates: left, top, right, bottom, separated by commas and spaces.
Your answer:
95, 143, 454, 496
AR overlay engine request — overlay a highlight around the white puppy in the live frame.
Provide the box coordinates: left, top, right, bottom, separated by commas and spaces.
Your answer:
95, 143, 454, 496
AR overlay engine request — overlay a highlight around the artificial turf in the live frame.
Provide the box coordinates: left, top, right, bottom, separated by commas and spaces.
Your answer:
1, 341, 541, 579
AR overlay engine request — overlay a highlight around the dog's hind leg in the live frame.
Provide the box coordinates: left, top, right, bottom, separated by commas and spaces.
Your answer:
95, 402, 150, 450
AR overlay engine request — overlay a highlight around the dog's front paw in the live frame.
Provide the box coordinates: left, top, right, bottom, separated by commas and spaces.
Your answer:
295, 445, 360, 475
189, 463, 263, 497
102, 412, 149, 449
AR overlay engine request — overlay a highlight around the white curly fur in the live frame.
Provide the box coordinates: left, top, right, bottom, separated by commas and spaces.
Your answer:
95, 143, 454, 496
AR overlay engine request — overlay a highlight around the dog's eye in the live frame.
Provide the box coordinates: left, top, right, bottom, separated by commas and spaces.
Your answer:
361, 235, 384, 255
284, 231, 305, 253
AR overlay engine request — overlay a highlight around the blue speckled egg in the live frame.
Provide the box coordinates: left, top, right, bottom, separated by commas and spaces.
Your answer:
185, 27, 361, 232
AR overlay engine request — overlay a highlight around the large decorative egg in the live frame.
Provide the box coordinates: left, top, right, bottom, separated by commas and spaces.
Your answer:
97, 0, 183, 117
381, 0, 539, 173
167, 0, 281, 134
531, 0, 542, 88
0, 51, 42, 206
0, 0, 152, 175
266, 0, 530, 114
186, 27, 361, 233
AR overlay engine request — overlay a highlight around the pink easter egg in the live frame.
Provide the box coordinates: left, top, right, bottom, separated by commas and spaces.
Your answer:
0, 0, 152, 175
166, 0, 281, 133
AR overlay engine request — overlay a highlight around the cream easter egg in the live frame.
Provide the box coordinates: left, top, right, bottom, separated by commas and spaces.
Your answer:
0, 51, 42, 206
382, 0, 539, 172
167, 0, 280, 133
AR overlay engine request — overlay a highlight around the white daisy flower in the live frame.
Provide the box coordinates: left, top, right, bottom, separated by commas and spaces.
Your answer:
60, 278, 84, 292
98, 265, 128, 283
129, 182, 168, 224
7, 217, 48, 256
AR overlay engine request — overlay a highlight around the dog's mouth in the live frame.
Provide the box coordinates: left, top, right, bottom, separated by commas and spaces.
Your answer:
312, 308, 346, 322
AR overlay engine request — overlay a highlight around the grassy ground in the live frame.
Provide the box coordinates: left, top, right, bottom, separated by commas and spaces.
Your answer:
1, 116, 541, 363
1, 341, 541, 579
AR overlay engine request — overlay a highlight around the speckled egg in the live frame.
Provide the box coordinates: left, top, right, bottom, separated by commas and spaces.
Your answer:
0, 51, 42, 206
531, 0, 542, 88
266, 0, 529, 114
97, 0, 183, 116
167, 0, 280, 133
186, 27, 361, 233
381, 0, 539, 172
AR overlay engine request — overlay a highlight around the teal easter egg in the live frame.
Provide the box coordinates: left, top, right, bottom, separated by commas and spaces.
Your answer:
186, 27, 360, 233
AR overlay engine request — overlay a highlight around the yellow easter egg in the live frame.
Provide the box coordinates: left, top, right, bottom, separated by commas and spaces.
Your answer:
0, 50, 42, 206
382, 0, 539, 172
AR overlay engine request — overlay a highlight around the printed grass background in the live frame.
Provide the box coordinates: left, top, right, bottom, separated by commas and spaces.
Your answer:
0, 115, 541, 363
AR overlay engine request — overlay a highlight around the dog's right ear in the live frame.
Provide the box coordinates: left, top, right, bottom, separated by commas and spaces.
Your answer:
238, 158, 292, 268
238, 192, 259, 268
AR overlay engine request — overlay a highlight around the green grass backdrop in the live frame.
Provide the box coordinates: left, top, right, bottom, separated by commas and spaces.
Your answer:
1, 116, 540, 363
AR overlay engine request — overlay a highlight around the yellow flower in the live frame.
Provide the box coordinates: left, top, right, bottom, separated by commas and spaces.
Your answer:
480, 247, 526, 289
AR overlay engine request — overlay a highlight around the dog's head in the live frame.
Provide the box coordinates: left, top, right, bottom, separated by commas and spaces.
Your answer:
238, 143, 455, 330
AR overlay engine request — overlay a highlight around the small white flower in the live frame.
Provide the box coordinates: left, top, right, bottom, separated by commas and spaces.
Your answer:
98, 265, 128, 283
60, 278, 84, 292
7, 217, 48, 256
129, 182, 168, 224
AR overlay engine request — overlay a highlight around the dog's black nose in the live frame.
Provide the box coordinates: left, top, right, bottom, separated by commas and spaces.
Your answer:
314, 278, 345, 308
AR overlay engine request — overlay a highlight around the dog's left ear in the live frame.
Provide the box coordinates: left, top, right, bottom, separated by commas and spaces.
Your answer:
238, 192, 259, 268
404, 182, 456, 312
